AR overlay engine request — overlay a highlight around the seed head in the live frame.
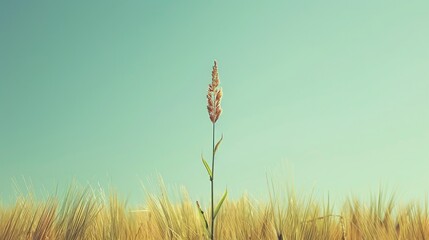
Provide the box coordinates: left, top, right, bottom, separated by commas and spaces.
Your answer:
207, 60, 222, 123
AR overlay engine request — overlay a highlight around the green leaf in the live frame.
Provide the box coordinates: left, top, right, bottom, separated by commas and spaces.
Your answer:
214, 189, 228, 219
214, 134, 224, 155
201, 155, 212, 180
196, 201, 210, 235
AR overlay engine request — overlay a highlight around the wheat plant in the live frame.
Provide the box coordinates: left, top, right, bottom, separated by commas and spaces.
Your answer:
197, 60, 228, 240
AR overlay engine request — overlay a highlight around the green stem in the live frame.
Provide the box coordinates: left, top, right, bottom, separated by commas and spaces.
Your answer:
211, 123, 215, 240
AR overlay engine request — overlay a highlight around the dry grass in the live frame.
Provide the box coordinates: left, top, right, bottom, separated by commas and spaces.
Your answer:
1, 183, 429, 240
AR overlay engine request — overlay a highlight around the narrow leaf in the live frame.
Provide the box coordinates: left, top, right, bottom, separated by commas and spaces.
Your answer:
196, 201, 210, 234
214, 134, 224, 155
201, 155, 213, 180
214, 189, 228, 218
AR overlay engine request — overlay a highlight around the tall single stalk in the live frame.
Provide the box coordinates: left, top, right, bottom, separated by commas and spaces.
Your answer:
211, 123, 215, 239
197, 60, 227, 240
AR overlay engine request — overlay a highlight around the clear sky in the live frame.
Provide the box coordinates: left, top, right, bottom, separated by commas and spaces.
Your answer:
1, 1, 428, 205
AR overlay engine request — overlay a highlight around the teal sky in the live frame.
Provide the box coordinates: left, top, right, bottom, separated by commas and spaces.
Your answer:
1, 1, 428, 205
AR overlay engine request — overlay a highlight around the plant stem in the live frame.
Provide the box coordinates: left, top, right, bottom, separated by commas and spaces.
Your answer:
211, 123, 215, 240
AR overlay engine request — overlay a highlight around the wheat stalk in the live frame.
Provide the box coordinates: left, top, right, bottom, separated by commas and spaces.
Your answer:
197, 60, 227, 240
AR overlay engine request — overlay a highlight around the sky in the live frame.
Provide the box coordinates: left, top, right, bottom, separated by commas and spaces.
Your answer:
1, 1, 428, 206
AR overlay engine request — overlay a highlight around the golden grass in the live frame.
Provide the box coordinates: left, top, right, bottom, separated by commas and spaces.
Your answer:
1, 183, 429, 239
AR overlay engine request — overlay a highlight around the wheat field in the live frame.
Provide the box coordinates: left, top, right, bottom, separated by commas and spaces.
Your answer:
1, 182, 428, 240
1, 62, 427, 240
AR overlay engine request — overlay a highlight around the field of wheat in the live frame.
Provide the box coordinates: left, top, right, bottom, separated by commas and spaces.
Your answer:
1, 182, 429, 240
2, 62, 427, 240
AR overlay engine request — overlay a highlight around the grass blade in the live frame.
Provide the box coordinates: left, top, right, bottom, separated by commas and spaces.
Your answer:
214, 189, 227, 219
201, 155, 213, 180
213, 134, 223, 156
196, 201, 210, 235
